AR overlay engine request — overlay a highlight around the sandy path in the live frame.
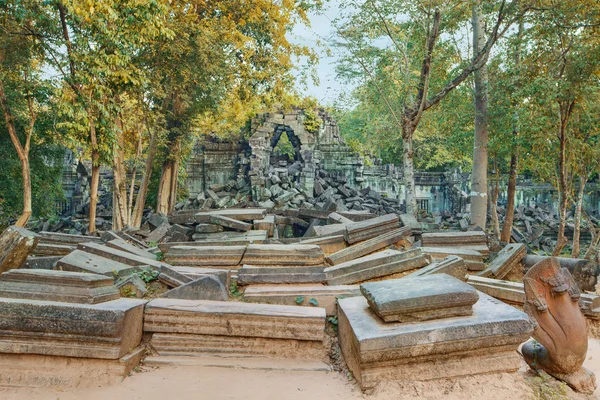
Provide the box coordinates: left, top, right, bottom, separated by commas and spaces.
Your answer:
3, 339, 600, 400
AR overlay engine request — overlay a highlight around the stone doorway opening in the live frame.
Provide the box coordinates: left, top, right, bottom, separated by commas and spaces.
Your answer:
270, 125, 302, 166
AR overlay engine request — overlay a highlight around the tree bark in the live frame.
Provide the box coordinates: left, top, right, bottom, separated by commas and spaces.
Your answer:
156, 159, 173, 215
470, 4, 489, 229
402, 125, 417, 215
88, 111, 99, 233
111, 119, 128, 230
490, 158, 501, 241
571, 174, 587, 258
131, 129, 158, 228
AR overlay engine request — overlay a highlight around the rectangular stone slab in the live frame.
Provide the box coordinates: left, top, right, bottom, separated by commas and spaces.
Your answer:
243, 284, 361, 315
237, 265, 326, 285
55, 250, 141, 277
171, 266, 229, 288
23, 255, 61, 270
300, 235, 346, 256
0, 269, 120, 304
106, 238, 156, 261
195, 214, 252, 231
337, 293, 533, 389
38, 231, 103, 245
253, 215, 275, 237
163, 245, 246, 266
0, 298, 146, 359
422, 247, 484, 271
77, 242, 162, 268
326, 228, 411, 266
195, 208, 267, 222
241, 244, 324, 266
144, 298, 326, 341
191, 230, 268, 243
344, 214, 399, 244
360, 274, 479, 322
32, 243, 74, 256
0, 226, 39, 273
406, 255, 467, 281
478, 243, 526, 279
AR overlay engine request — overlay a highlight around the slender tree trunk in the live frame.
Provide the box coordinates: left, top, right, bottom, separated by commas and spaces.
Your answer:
402, 124, 417, 215
470, 4, 489, 229
552, 105, 572, 256
88, 113, 99, 233
156, 160, 173, 214
127, 129, 143, 224
571, 175, 587, 258
111, 126, 128, 231
131, 129, 158, 228
490, 158, 501, 241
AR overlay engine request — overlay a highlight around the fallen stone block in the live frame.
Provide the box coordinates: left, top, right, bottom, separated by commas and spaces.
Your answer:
77, 242, 162, 269
338, 211, 377, 222
399, 214, 422, 234
163, 245, 246, 267
0, 226, 40, 273
344, 214, 399, 244
171, 266, 229, 288
195, 214, 252, 231
0, 269, 119, 304
360, 274, 479, 322
326, 228, 411, 266
196, 208, 267, 222
38, 231, 102, 246
146, 221, 171, 244
237, 265, 326, 285
300, 235, 346, 256
422, 247, 484, 271
191, 230, 268, 243
243, 284, 360, 315
23, 255, 61, 270
144, 298, 326, 342
55, 250, 141, 277
421, 231, 489, 256
241, 244, 324, 266
304, 223, 347, 238
106, 238, 156, 261
195, 224, 223, 234
156, 264, 194, 288
478, 243, 526, 279
327, 212, 353, 225
115, 274, 148, 298
338, 293, 533, 389
161, 275, 228, 301
253, 215, 275, 237
0, 297, 146, 359
31, 243, 74, 256
324, 248, 428, 286
406, 255, 467, 281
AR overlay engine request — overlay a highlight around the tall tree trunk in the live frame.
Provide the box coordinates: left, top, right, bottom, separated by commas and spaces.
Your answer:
552, 103, 573, 256
490, 158, 501, 241
131, 129, 158, 228
127, 128, 143, 224
402, 124, 417, 215
111, 124, 128, 231
88, 113, 99, 233
470, 4, 489, 229
571, 175, 587, 258
156, 160, 173, 214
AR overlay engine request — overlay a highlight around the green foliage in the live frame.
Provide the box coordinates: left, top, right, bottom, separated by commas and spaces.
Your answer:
136, 269, 159, 284
273, 133, 296, 160
303, 109, 322, 134
308, 298, 319, 306
230, 278, 241, 297
327, 315, 338, 333
295, 296, 305, 304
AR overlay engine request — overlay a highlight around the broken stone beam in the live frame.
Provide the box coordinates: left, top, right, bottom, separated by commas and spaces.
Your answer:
467, 275, 600, 321
160, 275, 228, 301
326, 228, 411, 266
399, 214, 422, 234
195, 224, 223, 234
194, 213, 252, 231
297, 209, 332, 220
236, 265, 326, 285
168, 210, 198, 224
145, 221, 171, 244
328, 212, 354, 225
163, 245, 246, 267
55, 250, 141, 278
144, 298, 326, 342
77, 242, 162, 268
338, 211, 377, 222
421, 231, 489, 256
337, 293, 533, 389
360, 275, 479, 322
305, 224, 347, 238
31, 243, 74, 257
241, 244, 324, 266
196, 208, 267, 222
23, 255, 61, 270
253, 215, 275, 237
191, 230, 267, 243
107, 238, 156, 261
170, 266, 229, 288
0, 297, 146, 359
243, 284, 360, 316
344, 214, 399, 244
0, 269, 119, 304
421, 247, 484, 271
523, 255, 599, 292
324, 248, 427, 286
405, 255, 467, 281
0, 226, 40, 273
102, 230, 149, 249
478, 243, 526, 279
37, 231, 102, 245
300, 235, 346, 256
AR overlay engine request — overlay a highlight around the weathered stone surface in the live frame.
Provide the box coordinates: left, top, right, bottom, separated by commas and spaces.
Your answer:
324, 248, 427, 286
523, 255, 599, 292
161, 275, 228, 301
422, 247, 484, 271
195, 208, 267, 222
338, 293, 533, 389
171, 266, 229, 288
144, 298, 326, 341
0, 226, 40, 273
0, 298, 146, 359
421, 231, 489, 256
241, 244, 324, 266
344, 214, 399, 244
55, 250, 141, 277
156, 264, 194, 287
195, 213, 252, 231
399, 213, 422, 234
327, 212, 353, 225
360, 274, 479, 322
0, 269, 119, 304
163, 245, 246, 267
106, 238, 156, 261
191, 230, 268, 243
406, 255, 467, 281
521, 257, 596, 393
237, 265, 326, 285
23, 255, 61, 270
38, 231, 102, 245
300, 235, 346, 256
325, 228, 411, 266
77, 241, 162, 268
0, 347, 145, 388
478, 243, 526, 279
31, 243, 74, 256
305, 223, 347, 238
195, 223, 224, 234
146, 221, 171, 244
243, 284, 360, 315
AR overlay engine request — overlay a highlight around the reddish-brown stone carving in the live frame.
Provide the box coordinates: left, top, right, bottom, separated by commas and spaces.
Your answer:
522, 257, 596, 393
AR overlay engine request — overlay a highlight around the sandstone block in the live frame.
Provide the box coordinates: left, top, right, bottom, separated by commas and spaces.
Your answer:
163, 245, 246, 266
0, 226, 39, 273
161, 275, 228, 301
325, 228, 411, 266
237, 265, 326, 285
241, 244, 324, 266
55, 250, 141, 277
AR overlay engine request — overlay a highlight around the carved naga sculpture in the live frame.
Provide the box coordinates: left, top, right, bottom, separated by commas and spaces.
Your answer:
521, 257, 596, 393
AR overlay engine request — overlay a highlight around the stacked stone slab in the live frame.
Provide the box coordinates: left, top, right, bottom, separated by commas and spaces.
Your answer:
0, 269, 120, 304
338, 274, 534, 389
324, 248, 428, 285
163, 245, 246, 267
422, 247, 484, 271
326, 227, 411, 265
478, 243, 526, 279
0, 226, 39, 273
344, 214, 399, 244
421, 231, 489, 256
241, 244, 324, 266
406, 255, 467, 281
237, 265, 326, 285
300, 235, 346, 256
144, 298, 327, 359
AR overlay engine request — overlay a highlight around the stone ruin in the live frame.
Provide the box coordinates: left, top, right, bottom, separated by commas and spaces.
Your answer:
0, 200, 599, 394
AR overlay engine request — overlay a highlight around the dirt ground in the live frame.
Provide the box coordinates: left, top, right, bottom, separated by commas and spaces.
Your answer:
3, 339, 600, 400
